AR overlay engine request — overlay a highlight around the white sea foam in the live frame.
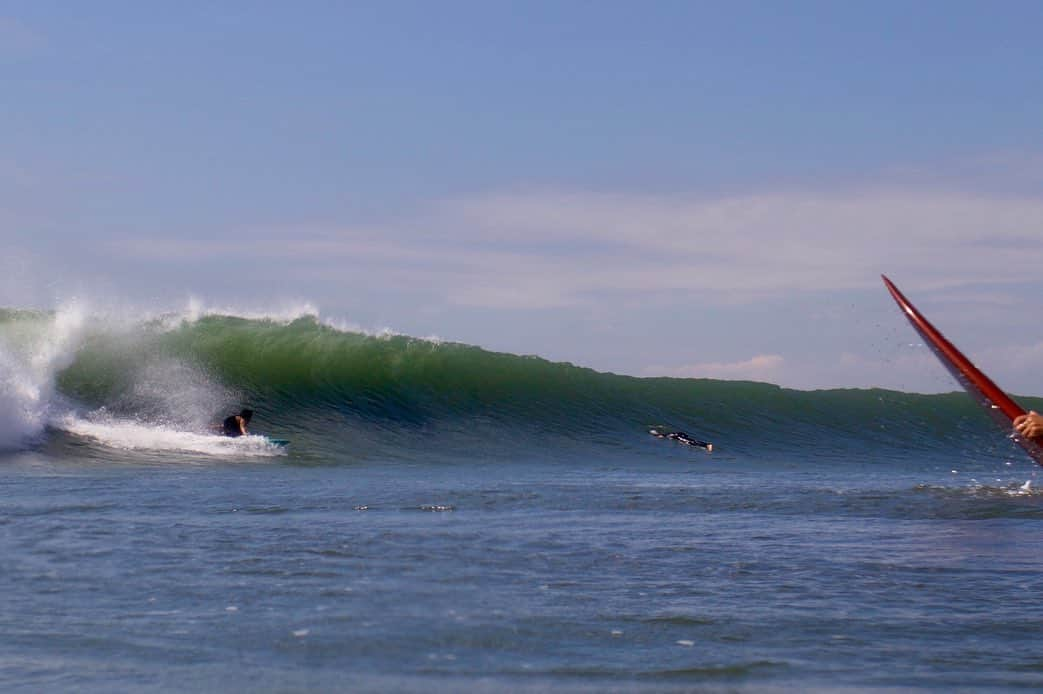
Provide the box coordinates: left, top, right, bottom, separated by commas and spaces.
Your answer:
167, 298, 321, 329
319, 315, 402, 339
0, 295, 440, 453
317, 317, 445, 345
53, 414, 285, 457
0, 302, 86, 449
0, 348, 40, 447
64, 293, 445, 347
154, 297, 423, 342
112, 354, 235, 433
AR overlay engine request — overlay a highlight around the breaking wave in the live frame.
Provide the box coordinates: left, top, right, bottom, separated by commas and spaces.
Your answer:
0, 305, 1039, 463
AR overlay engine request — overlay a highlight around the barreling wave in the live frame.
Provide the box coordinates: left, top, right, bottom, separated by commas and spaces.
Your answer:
1, 307, 1039, 462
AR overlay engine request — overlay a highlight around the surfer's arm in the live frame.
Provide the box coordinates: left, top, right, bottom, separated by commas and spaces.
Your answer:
1014, 411, 1043, 439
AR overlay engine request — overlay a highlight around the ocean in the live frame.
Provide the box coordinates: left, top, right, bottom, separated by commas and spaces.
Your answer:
2, 306, 1043, 692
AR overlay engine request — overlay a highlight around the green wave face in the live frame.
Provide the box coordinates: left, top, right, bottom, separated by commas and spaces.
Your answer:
4, 310, 1034, 461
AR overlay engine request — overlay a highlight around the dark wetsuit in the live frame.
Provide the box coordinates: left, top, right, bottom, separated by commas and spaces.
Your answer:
649, 428, 712, 450
222, 415, 245, 437
666, 431, 710, 448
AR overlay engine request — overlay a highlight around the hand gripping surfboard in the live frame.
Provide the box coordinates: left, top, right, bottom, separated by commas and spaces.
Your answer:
882, 275, 1043, 465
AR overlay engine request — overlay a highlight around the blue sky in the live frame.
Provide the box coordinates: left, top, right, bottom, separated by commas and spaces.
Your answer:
3, 1, 1043, 394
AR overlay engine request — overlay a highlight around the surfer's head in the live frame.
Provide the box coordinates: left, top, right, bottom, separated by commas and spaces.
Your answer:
239, 409, 254, 423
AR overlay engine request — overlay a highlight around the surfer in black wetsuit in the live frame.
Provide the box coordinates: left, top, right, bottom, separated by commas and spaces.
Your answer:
649, 426, 713, 451
222, 409, 253, 437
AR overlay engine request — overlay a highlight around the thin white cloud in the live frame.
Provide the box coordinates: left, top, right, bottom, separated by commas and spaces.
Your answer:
434, 188, 1043, 290
645, 349, 962, 393
115, 186, 1043, 311
815, 350, 950, 392
645, 354, 785, 381
978, 341, 1043, 378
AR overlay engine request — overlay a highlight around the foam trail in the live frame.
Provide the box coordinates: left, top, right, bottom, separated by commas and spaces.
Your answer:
54, 414, 285, 458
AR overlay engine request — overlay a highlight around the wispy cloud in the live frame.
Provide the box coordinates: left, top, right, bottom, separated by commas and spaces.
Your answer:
113, 185, 1043, 309
644, 354, 785, 381
433, 188, 1043, 292
645, 349, 966, 393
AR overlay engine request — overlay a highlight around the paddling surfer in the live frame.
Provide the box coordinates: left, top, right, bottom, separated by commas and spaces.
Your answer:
649, 426, 713, 452
221, 409, 253, 437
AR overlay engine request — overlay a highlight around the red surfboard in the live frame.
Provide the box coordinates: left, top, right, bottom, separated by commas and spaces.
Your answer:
882, 275, 1043, 466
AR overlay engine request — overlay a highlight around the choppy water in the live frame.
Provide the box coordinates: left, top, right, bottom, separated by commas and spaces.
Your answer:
2, 307, 1043, 691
